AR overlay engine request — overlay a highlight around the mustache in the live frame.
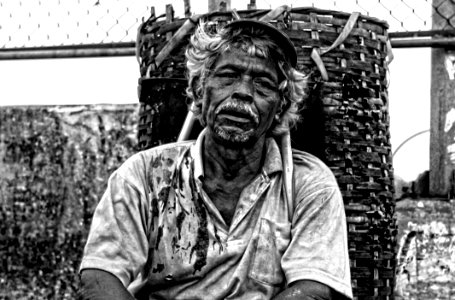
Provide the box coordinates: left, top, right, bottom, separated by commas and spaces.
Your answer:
215, 102, 259, 124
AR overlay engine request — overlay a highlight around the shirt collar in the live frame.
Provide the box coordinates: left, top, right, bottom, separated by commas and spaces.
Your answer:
191, 127, 206, 179
190, 129, 283, 179
262, 137, 283, 175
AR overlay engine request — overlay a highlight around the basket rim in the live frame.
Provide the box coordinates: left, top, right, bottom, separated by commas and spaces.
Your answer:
290, 7, 388, 29
147, 7, 390, 29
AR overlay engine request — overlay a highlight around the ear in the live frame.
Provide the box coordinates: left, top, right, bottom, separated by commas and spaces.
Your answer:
275, 98, 286, 119
276, 106, 283, 118
190, 75, 202, 100
272, 103, 284, 128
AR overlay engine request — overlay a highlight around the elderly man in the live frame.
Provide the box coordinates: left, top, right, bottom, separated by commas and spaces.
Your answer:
79, 19, 352, 300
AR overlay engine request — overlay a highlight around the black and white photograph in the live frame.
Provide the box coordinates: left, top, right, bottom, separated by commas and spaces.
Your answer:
0, 1, 452, 299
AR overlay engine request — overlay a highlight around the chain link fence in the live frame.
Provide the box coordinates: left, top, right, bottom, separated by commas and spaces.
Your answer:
0, 0, 451, 52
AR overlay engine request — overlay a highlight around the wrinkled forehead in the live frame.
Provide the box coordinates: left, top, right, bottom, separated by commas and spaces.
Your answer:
214, 34, 286, 80
213, 47, 280, 80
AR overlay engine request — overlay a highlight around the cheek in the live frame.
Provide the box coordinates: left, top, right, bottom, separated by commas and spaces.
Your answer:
260, 96, 280, 117
204, 85, 231, 110
208, 82, 232, 100
260, 98, 281, 127
200, 87, 221, 123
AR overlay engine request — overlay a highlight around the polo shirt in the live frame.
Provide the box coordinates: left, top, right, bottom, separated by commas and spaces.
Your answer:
80, 130, 353, 299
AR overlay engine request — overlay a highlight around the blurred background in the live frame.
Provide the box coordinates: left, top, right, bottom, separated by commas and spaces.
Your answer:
1, 0, 454, 299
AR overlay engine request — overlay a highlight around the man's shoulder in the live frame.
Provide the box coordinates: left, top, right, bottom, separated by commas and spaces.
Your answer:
291, 148, 338, 188
291, 148, 330, 172
142, 140, 194, 158
117, 140, 195, 176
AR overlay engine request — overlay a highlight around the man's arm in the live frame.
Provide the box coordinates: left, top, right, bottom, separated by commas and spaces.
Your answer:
79, 269, 136, 300
272, 280, 336, 300
280, 154, 353, 299
79, 163, 151, 300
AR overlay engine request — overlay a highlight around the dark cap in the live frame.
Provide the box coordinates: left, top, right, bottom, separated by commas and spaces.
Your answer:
223, 19, 297, 67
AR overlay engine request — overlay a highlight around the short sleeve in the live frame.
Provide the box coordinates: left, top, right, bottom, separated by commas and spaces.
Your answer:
79, 168, 150, 287
281, 177, 353, 299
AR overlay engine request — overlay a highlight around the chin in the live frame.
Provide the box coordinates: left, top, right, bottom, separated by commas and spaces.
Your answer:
214, 127, 256, 147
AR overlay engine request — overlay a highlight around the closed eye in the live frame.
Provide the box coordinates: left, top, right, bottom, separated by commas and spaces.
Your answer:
254, 78, 278, 95
254, 78, 275, 89
215, 70, 238, 79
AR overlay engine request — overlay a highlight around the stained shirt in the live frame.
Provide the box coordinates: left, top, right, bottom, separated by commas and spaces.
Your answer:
80, 130, 353, 299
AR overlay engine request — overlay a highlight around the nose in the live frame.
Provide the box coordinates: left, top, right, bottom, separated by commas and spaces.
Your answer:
232, 76, 254, 102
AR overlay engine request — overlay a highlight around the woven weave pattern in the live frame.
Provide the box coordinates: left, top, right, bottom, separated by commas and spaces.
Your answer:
290, 9, 396, 299
136, 7, 396, 299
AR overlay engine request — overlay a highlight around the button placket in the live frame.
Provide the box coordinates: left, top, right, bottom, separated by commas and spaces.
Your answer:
229, 175, 271, 233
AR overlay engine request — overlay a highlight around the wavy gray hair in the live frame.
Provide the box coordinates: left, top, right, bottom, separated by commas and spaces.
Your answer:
185, 21, 308, 136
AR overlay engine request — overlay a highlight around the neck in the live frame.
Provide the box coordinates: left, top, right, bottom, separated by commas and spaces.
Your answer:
203, 130, 266, 180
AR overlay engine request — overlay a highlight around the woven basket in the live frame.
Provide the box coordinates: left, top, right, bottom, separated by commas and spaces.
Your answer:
137, 77, 203, 149
136, 7, 396, 300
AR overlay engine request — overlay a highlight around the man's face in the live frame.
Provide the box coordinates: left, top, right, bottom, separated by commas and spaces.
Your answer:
201, 48, 281, 146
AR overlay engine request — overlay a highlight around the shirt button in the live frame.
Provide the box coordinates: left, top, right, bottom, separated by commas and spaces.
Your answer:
165, 274, 174, 281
